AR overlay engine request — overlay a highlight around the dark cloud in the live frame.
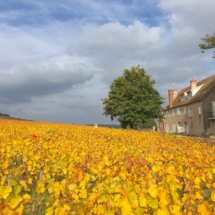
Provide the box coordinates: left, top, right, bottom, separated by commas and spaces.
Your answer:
0, 62, 93, 103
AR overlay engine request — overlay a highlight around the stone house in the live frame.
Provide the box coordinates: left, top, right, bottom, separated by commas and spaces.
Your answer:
158, 74, 215, 135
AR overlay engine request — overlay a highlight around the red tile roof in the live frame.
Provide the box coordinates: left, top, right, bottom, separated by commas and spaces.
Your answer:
165, 74, 215, 109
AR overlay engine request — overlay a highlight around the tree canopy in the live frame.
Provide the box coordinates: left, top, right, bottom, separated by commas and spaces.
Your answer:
199, 33, 215, 58
102, 66, 163, 129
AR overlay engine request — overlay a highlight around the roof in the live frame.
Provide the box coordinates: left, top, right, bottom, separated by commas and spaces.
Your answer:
165, 74, 215, 109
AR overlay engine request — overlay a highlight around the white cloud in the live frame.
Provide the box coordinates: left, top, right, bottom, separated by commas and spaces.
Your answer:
68, 21, 165, 84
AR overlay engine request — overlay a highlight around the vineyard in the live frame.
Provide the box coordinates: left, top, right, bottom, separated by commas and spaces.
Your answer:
0, 119, 215, 215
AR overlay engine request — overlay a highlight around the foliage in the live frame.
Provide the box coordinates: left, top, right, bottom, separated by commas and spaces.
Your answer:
199, 33, 215, 58
102, 66, 163, 129
0, 119, 215, 214
142, 118, 156, 129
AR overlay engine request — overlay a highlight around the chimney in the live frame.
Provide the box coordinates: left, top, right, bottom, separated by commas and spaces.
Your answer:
190, 79, 196, 89
168, 89, 173, 107
172, 89, 177, 100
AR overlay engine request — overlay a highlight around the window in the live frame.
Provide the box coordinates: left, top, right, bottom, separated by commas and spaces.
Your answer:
187, 91, 192, 98
172, 109, 174, 116
212, 101, 215, 111
181, 92, 187, 101
184, 106, 187, 114
177, 107, 180, 116
198, 107, 201, 115
188, 107, 193, 117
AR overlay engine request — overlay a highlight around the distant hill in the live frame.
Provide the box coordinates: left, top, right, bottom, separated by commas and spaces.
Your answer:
0, 113, 31, 121
0, 113, 10, 118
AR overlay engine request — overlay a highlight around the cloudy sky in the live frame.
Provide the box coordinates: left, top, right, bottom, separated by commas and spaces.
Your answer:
0, 0, 215, 124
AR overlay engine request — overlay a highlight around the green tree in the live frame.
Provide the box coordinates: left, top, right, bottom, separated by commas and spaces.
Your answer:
102, 66, 163, 129
199, 33, 215, 58
143, 118, 156, 129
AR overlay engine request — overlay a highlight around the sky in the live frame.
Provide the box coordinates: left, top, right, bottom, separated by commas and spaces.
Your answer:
0, 0, 215, 125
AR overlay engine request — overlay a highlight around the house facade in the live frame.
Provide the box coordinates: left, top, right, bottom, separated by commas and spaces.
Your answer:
158, 74, 215, 135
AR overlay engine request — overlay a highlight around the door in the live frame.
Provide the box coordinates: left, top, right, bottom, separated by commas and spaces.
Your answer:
184, 122, 189, 135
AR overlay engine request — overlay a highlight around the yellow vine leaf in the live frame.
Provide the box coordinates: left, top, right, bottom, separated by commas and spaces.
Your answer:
149, 198, 158, 209
197, 201, 212, 215
152, 165, 159, 172
10, 179, 17, 186
36, 181, 45, 194
139, 193, 147, 207
20, 180, 30, 191
68, 183, 76, 191
8, 195, 22, 209
158, 190, 170, 208
1, 175, 7, 185
63, 204, 71, 211
77, 169, 84, 181
72, 193, 79, 201
54, 181, 63, 198
211, 190, 215, 202
148, 184, 158, 198
194, 177, 201, 188
106, 210, 115, 215
79, 188, 87, 199
170, 205, 182, 215
171, 190, 180, 204
55, 208, 69, 215
2, 161, 9, 169
118, 196, 132, 214
0, 204, 16, 215
0, 185, 12, 199
103, 156, 111, 166
45, 207, 54, 215
15, 204, 24, 215
195, 191, 203, 200
166, 165, 175, 175
23, 193, 31, 200
14, 186, 22, 195
28, 177, 33, 184
47, 181, 54, 193
97, 193, 108, 203
113, 194, 121, 203
128, 191, 139, 208
156, 207, 170, 215
53, 199, 60, 208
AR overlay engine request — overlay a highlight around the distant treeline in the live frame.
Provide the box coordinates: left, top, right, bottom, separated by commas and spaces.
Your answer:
0, 113, 31, 121
87, 124, 121, 128
0, 113, 10, 117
